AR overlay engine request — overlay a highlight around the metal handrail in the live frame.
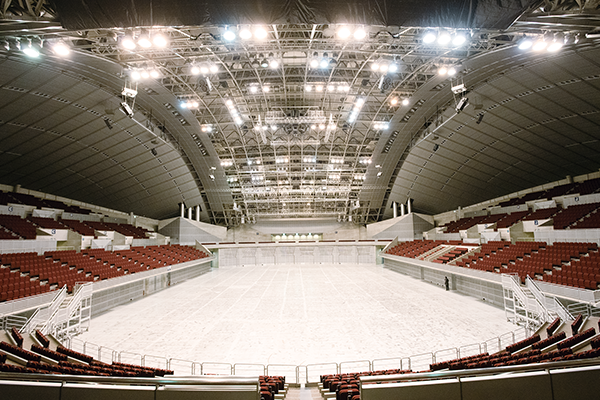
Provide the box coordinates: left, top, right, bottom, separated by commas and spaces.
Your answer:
526, 276, 573, 321
62, 324, 529, 383
359, 358, 600, 386
20, 285, 68, 334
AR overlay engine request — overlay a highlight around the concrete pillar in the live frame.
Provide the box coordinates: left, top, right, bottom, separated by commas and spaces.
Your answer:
180, 203, 185, 218
187, 207, 192, 219
196, 205, 201, 222
393, 202, 398, 218
400, 203, 406, 216
407, 199, 412, 214
457, 206, 462, 219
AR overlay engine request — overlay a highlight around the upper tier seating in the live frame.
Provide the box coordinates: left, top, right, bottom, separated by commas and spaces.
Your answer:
552, 202, 600, 229
0, 191, 91, 214
0, 215, 37, 239
1, 245, 210, 302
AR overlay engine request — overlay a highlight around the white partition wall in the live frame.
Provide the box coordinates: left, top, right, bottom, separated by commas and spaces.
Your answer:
207, 241, 384, 267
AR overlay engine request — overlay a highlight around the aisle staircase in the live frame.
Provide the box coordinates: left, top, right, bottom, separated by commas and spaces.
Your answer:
286, 386, 321, 400
18, 282, 92, 340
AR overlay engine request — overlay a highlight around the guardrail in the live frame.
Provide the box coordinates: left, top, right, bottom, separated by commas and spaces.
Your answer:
66, 325, 528, 384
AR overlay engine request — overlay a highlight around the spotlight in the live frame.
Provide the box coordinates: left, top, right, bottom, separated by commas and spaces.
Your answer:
390, 97, 398, 106
152, 33, 168, 48
209, 64, 218, 73
447, 67, 457, 76
437, 31, 451, 45
319, 58, 330, 68
388, 63, 398, 73
137, 34, 152, 48
120, 102, 134, 117
337, 26, 351, 39
532, 40, 547, 51
456, 97, 469, 113
401, 98, 409, 106
52, 41, 71, 56
191, 65, 200, 75
371, 63, 380, 71
438, 66, 448, 75
121, 35, 136, 49
354, 28, 367, 40
22, 43, 40, 58
260, 58, 269, 68
310, 58, 319, 68
518, 37, 533, 50
254, 27, 268, 40
547, 41, 563, 52
239, 28, 252, 40
223, 30, 236, 41
130, 70, 141, 80
423, 31, 437, 44
269, 59, 279, 69
452, 33, 467, 46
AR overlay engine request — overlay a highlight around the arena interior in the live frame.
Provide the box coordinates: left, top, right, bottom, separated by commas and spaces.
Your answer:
1, 0, 600, 399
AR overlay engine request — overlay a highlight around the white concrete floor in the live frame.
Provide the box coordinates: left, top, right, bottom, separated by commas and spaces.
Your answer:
79, 263, 516, 368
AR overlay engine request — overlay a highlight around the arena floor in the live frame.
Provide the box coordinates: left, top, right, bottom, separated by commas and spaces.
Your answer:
78, 263, 517, 368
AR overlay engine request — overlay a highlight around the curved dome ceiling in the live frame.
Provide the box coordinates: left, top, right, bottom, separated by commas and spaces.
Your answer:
0, 0, 599, 224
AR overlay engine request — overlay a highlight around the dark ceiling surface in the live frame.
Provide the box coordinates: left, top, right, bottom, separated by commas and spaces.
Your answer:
0, 0, 599, 224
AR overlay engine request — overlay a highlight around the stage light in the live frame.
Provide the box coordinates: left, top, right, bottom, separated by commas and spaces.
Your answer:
261, 58, 269, 68
254, 27, 268, 40
518, 38, 533, 50
22, 43, 40, 58
532, 40, 547, 51
390, 97, 398, 106
354, 28, 366, 40
149, 69, 160, 79
310, 58, 319, 68
210, 64, 219, 73
438, 66, 448, 75
402, 98, 409, 106
121, 36, 136, 49
141, 70, 150, 79
239, 28, 252, 40
223, 30, 236, 41
52, 41, 70, 56
448, 67, 457, 76
388, 63, 398, 73
371, 63, 380, 71
137, 34, 152, 48
319, 58, 330, 68
152, 33, 168, 48
437, 31, 451, 45
423, 31, 437, 44
452, 33, 467, 46
305, 85, 312, 92
269, 59, 279, 69
130, 70, 141, 80
190, 65, 200, 75
337, 26, 351, 39
547, 41, 563, 52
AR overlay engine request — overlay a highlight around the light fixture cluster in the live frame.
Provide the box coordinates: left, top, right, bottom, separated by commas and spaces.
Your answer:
353, 174, 366, 181
422, 30, 469, 47
200, 124, 213, 132
2, 38, 72, 58
390, 97, 410, 106
254, 124, 278, 131
223, 26, 269, 42
359, 158, 372, 165
305, 83, 350, 92
348, 98, 365, 123
517, 35, 566, 53
221, 160, 234, 167
250, 53, 280, 69
130, 66, 161, 80
336, 26, 368, 40
309, 52, 335, 69
437, 66, 457, 76
248, 84, 274, 93
303, 156, 317, 163
120, 31, 168, 50
276, 157, 290, 164
372, 121, 390, 130
225, 99, 243, 125
191, 63, 219, 75
370, 60, 399, 73
330, 157, 344, 164
180, 99, 199, 109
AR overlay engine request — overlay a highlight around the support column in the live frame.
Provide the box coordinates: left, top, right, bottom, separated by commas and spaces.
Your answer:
196, 205, 201, 222
393, 202, 398, 218
187, 207, 193, 219
180, 203, 185, 218
407, 199, 412, 214
400, 203, 406, 216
